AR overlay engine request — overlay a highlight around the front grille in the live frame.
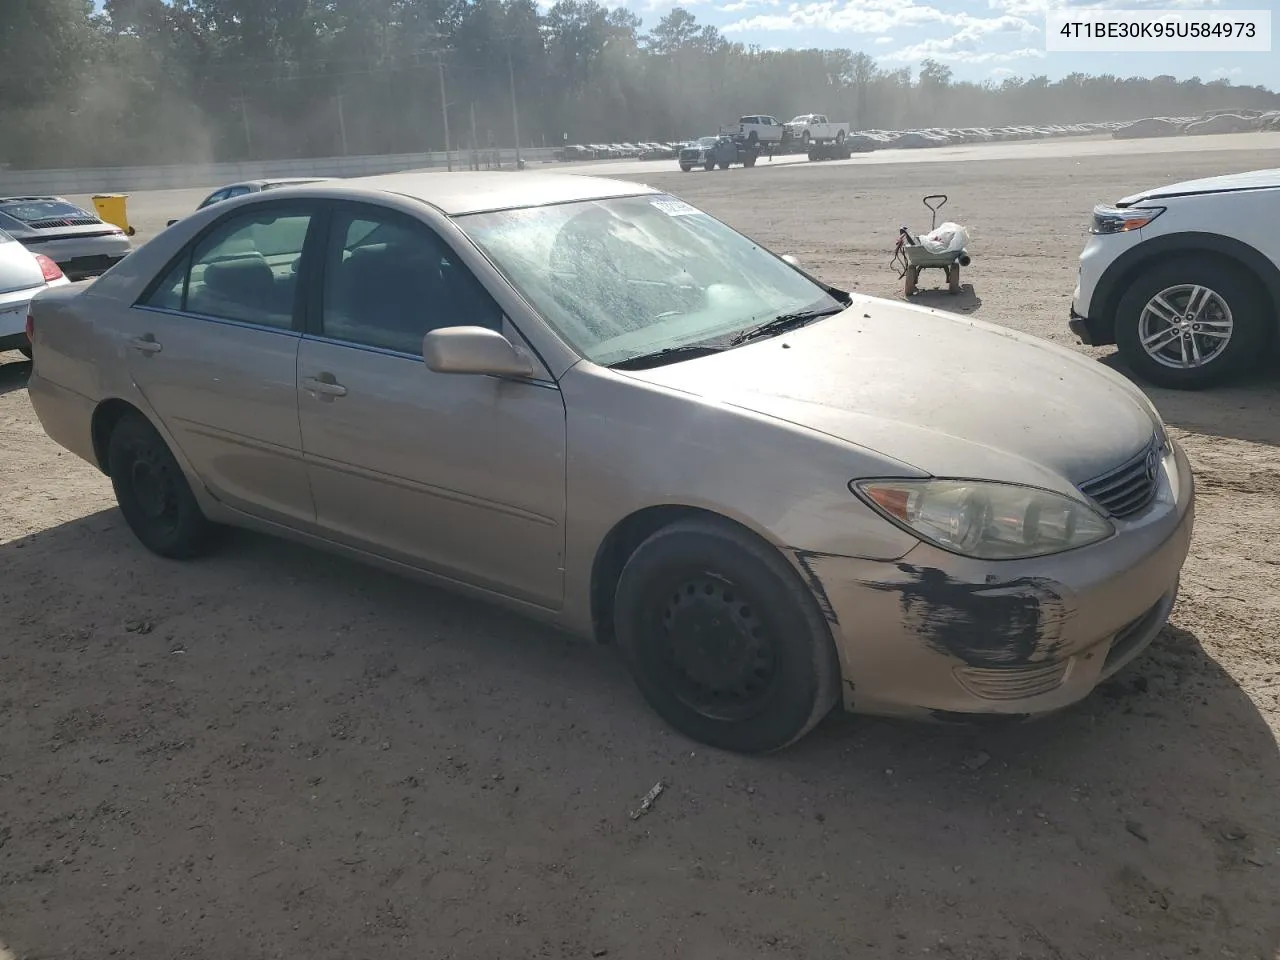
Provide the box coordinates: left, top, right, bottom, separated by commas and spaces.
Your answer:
954, 660, 1070, 701
1079, 439, 1160, 519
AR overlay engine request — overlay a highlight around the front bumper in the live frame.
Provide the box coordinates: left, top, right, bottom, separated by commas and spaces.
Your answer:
808, 439, 1194, 721
1068, 305, 1095, 345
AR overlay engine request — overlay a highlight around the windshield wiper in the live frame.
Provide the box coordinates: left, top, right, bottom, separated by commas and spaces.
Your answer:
608, 343, 727, 370
729, 305, 845, 346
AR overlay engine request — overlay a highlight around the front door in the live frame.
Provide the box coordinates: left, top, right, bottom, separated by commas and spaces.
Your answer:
296, 202, 567, 607
125, 200, 320, 526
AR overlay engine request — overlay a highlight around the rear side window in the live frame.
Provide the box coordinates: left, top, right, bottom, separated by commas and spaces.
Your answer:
140, 204, 316, 329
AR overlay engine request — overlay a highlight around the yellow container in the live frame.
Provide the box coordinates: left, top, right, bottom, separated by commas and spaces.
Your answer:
92, 194, 136, 236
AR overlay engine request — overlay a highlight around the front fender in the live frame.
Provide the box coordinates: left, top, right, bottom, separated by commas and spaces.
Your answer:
1089, 230, 1280, 345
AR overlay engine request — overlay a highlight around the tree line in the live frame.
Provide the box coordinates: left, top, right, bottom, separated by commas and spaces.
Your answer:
2, 0, 1277, 169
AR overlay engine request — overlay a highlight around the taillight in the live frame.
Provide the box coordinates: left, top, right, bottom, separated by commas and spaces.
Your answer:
35, 254, 64, 282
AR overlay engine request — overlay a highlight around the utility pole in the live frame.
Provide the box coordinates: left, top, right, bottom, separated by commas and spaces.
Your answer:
470, 102, 479, 171
507, 50, 521, 165
437, 56, 452, 171
336, 92, 348, 156
236, 93, 253, 159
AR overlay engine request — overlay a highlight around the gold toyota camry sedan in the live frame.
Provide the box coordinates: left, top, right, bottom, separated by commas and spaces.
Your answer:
26, 172, 1194, 753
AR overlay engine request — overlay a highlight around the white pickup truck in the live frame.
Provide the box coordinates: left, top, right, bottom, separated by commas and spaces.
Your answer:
720, 115, 788, 144
786, 114, 850, 145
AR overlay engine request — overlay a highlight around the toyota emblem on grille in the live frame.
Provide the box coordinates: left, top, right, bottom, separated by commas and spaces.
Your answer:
1144, 448, 1158, 481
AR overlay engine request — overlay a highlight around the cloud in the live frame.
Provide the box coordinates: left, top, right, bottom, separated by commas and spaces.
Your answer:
989, 66, 1016, 76
880, 41, 1046, 64
1209, 66, 1243, 78
874, 35, 894, 43
722, 1, 1036, 37
987, 0, 1225, 14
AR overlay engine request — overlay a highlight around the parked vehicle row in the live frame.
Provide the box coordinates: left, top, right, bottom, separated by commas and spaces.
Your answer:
0, 226, 69, 358
23, 171, 1196, 755
0, 195, 133, 281
1113, 109, 1280, 139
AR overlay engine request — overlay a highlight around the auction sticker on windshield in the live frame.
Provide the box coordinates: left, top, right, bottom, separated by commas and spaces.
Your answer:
651, 198, 700, 217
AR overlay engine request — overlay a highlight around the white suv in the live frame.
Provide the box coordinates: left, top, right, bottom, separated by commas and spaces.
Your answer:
1070, 169, 1280, 389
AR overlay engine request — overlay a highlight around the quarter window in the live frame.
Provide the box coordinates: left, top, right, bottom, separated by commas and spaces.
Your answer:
319, 206, 502, 355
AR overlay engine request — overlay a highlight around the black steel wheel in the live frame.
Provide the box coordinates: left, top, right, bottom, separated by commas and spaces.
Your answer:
614, 516, 841, 753
107, 412, 216, 559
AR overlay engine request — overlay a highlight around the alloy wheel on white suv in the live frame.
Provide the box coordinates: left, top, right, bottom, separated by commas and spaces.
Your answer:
1114, 258, 1270, 389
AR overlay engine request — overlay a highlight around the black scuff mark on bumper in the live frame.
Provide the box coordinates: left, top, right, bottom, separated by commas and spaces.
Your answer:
789, 549, 844, 626
860, 563, 1075, 668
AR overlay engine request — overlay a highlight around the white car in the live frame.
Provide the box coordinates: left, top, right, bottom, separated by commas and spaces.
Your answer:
1070, 169, 1280, 389
0, 227, 70, 358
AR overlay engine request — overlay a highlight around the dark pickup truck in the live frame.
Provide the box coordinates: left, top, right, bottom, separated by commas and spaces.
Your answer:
678, 135, 763, 171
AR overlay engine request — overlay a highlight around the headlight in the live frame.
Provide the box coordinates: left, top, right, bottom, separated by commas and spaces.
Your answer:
1090, 204, 1164, 235
852, 479, 1115, 560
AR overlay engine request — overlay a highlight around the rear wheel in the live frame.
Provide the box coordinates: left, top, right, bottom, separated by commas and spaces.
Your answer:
679, 164, 691, 172
704, 160, 714, 171
107, 412, 216, 559
1113, 257, 1270, 389
613, 517, 841, 754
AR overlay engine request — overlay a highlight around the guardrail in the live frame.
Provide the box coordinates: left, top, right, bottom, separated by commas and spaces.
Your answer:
0, 147, 563, 196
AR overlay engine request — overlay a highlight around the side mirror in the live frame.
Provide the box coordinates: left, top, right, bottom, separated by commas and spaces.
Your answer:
422, 326, 535, 378
166, 219, 179, 227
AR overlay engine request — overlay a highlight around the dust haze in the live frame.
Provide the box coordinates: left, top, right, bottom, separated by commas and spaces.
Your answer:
2, 0, 1278, 170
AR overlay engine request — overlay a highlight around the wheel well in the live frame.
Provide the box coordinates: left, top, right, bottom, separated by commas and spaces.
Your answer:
90, 398, 144, 473
1097, 246, 1279, 345
589, 505, 760, 644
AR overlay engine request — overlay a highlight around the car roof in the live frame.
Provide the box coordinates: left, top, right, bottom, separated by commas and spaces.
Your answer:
288, 171, 660, 216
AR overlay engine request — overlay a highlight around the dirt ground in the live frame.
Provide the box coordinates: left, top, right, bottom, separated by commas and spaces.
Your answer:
2, 140, 1279, 960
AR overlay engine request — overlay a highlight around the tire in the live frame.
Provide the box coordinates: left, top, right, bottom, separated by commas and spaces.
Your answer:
704, 160, 714, 172
107, 412, 216, 559
613, 516, 842, 754
743, 155, 756, 168
717, 162, 729, 170
807, 148, 819, 162
679, 164, 691, 172
1113, 256, 1270, 389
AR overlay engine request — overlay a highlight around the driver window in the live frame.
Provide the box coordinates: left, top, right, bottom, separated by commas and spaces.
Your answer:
320, 206, 503, 355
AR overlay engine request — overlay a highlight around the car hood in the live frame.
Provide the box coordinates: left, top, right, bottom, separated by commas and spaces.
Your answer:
1118, 167, 1280, 205
617, 296, 1158, 496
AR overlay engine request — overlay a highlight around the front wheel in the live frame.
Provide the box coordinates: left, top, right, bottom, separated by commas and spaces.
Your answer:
679, 164, 691, 172
1113, 257, 1270, 389
107, 412, 216, 559
613, 517, 842, 754
704, 160, 714, 171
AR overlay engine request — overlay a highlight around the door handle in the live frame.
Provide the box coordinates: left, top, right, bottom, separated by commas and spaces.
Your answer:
130, 335, 162, 355
301, 374, 348, 398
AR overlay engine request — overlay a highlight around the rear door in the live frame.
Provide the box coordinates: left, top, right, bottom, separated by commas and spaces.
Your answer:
125, 200, 321, 526
296, 200, 568, 606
